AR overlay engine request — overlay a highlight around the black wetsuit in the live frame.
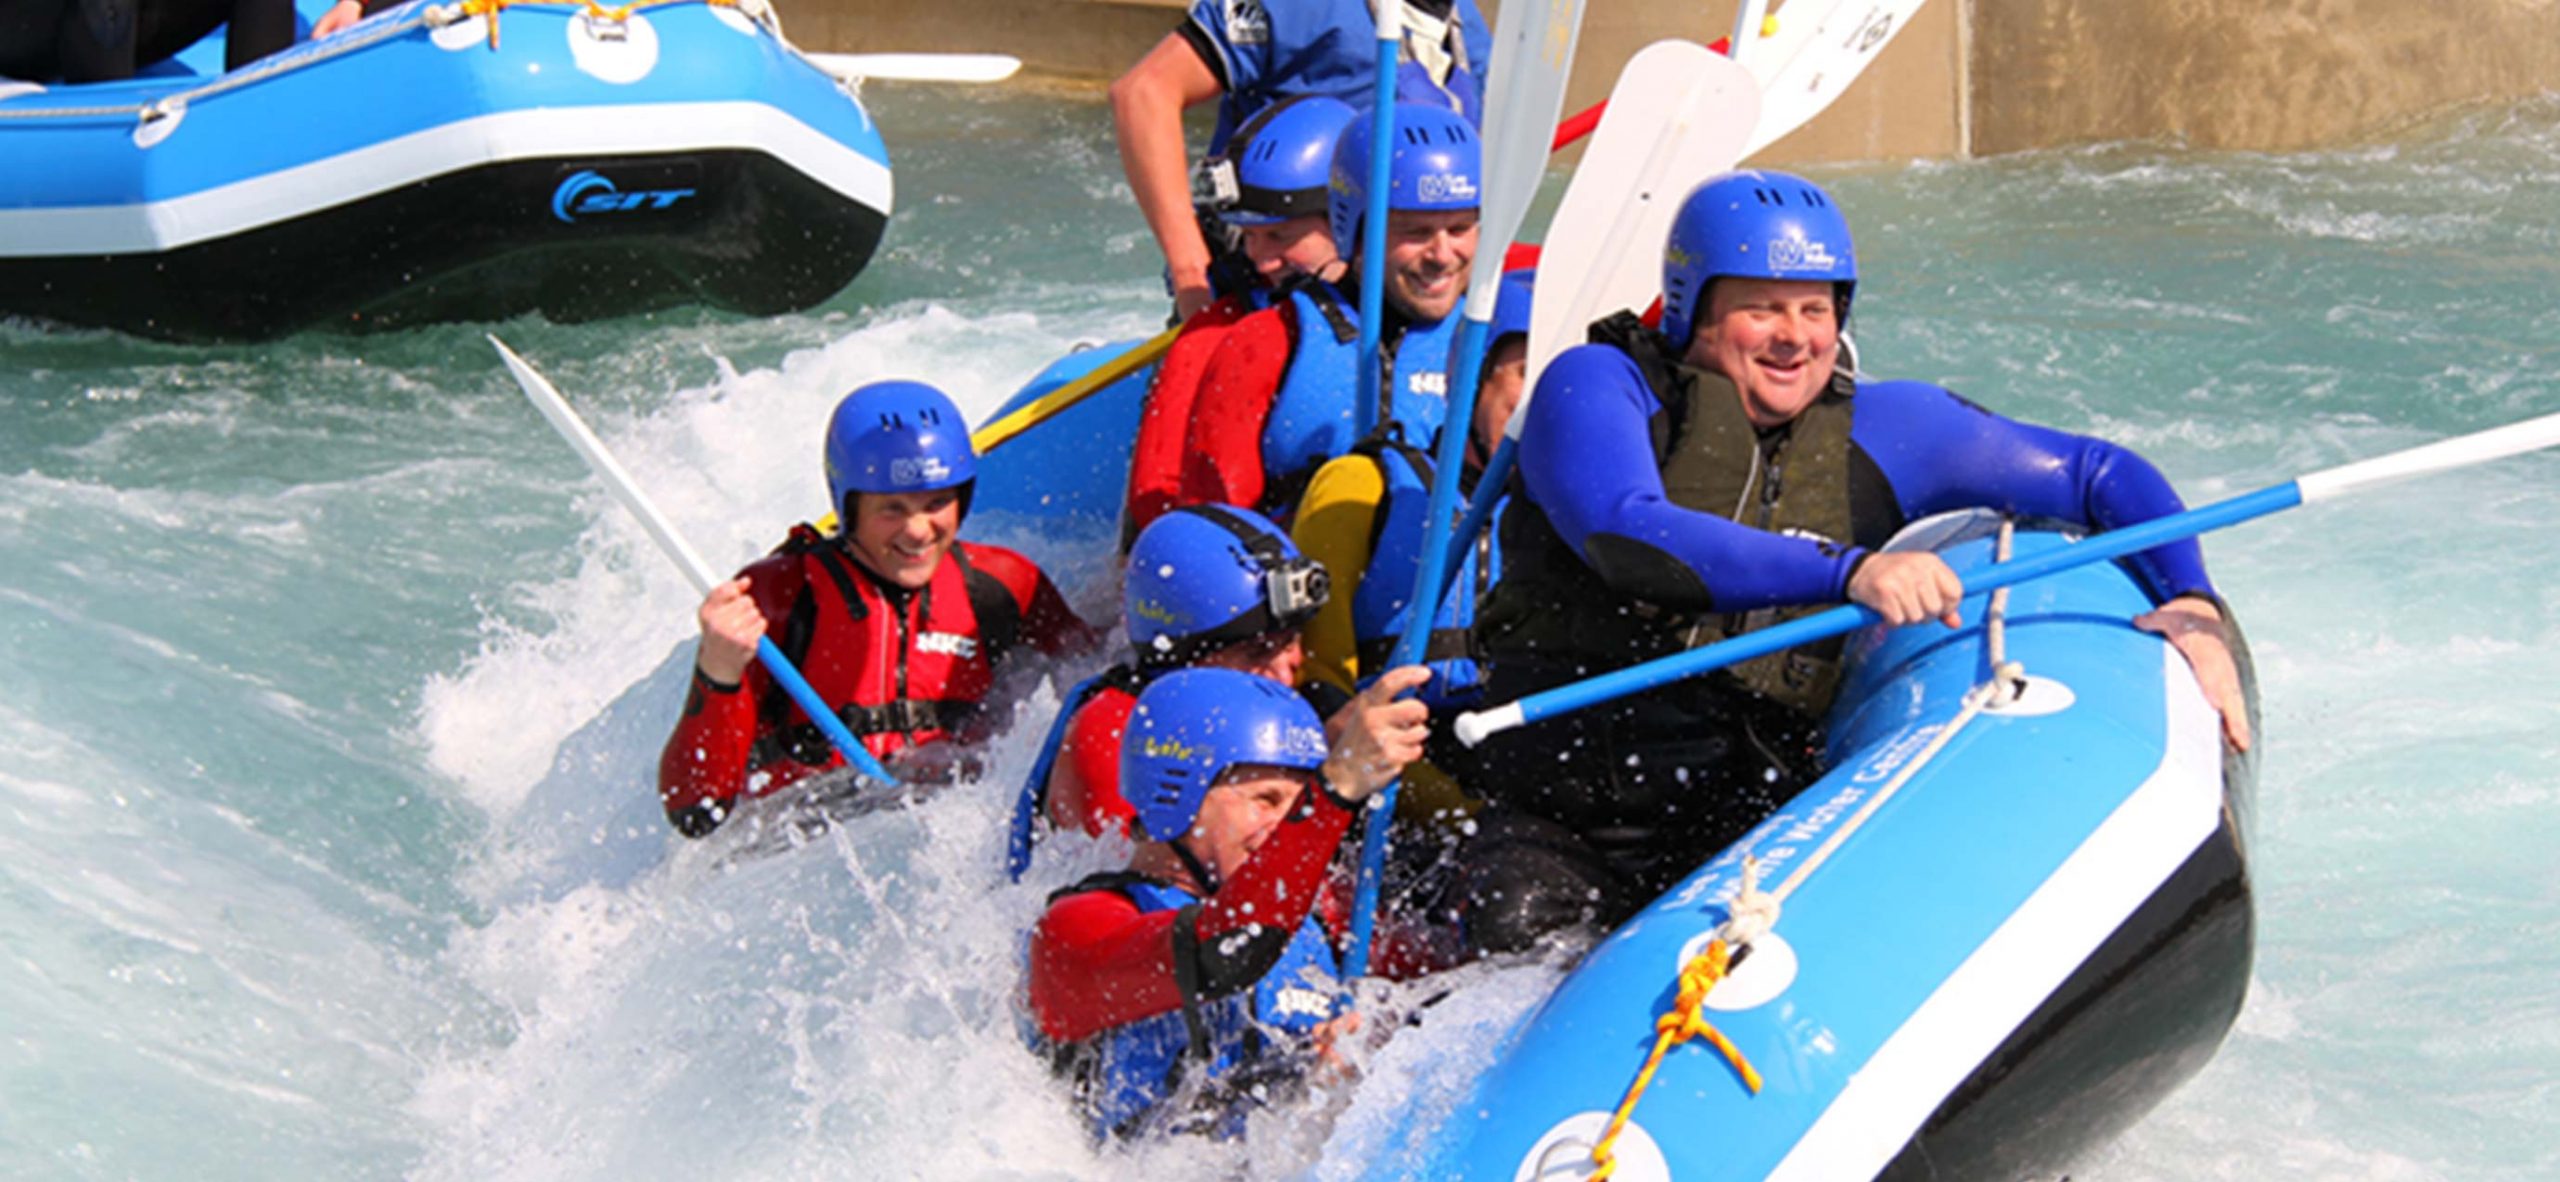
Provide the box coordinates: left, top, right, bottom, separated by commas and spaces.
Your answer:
1, 0, 292, 82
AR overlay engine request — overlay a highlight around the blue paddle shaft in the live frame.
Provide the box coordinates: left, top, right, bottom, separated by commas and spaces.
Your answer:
754, 635, 899, 784
1342, 315, 1495, 979
1440, 434, 1516, 594
1352, 33, 1398, 442
1340, 17, 1407, 981
1465, 482, 2305, 742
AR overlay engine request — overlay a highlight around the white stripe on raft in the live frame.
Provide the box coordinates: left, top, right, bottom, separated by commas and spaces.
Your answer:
1765, 643, 2226, 1181
0, 101, 893, 256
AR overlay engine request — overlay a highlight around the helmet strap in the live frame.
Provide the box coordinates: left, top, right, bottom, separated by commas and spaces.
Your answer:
1168, 833, 1221, 896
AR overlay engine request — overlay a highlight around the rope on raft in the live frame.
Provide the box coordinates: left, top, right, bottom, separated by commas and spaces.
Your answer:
1587, 517, 2034, 1177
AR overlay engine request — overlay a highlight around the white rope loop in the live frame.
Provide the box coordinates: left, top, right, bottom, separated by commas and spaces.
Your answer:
1716, 516, 2032, 949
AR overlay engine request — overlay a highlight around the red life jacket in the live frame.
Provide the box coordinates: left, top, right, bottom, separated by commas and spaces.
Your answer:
657, 526, 1030, 827
746, 525, 1024, 771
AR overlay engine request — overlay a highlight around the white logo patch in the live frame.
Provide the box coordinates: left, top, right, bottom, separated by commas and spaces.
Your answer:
913, 631, 978, 659
1415, 171, 1478, 204
1407, 370, 1447, 398
889, 456, 951, 487
1267, 985, 1333, 1021
1224, 0, 1269, 45
1767, 235, 1839, 275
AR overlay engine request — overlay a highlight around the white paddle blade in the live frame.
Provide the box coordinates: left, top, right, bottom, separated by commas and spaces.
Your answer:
489, 335, 722, 596
2296, 408, 2560, 504
1461, 0, 1588, 323
806, 52, 1022, 85
1525, 43, 1759, 392
1740, 0, 1929, 160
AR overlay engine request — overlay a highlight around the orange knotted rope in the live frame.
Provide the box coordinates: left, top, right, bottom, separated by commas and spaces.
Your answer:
1586, 938, 1763, 1180
445, 0, 742, 51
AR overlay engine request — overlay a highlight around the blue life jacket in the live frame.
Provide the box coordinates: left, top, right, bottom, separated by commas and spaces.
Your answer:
1073, 876, 1343, 1140
1262, 282, 1465, 513
1350, 438, 1503, 711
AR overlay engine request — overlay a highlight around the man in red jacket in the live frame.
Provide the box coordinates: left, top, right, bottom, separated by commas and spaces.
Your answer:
1026, 664, 1430, 1138
657, 380, 1094, 836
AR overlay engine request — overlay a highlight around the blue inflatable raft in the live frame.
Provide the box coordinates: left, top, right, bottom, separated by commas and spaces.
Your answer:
0, 0, 890, 339
1417, 510, 2256, 1180
968, 344, 2256, 1179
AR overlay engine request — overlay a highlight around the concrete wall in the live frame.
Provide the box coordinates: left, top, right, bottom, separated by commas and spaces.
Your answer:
807, 0, 2560, 160
1968, 0, 2560, 154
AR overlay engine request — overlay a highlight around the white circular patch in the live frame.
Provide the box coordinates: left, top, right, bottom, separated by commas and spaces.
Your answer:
1514, 1111, 1666, 1182
132, 98, 184, 148
1986, 674, 2076, 717
1676, 928, 1798, 1011
568, 11, 659, 84
430, 14, 488, 50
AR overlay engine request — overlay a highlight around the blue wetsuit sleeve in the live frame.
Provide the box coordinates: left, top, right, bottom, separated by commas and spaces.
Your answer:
1518, 346, 1863, 613
1458, 0, 1493, 74
1853, 382, 2217, 603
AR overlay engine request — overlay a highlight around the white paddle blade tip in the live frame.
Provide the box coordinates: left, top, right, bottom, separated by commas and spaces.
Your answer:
807, 52, 1022, 85
2296, 407, 2560, 503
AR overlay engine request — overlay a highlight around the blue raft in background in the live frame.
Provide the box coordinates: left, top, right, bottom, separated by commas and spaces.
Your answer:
0, 0, 890, 339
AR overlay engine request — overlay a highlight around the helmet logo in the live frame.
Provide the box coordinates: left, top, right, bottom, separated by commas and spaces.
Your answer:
1130, 598, 1181, 627
1282, 723, 1327, 763
1143, 736, 1200, 762
890, 456, 951, 486
1767, 236, 1839, 275
1416, 172, 1478, 204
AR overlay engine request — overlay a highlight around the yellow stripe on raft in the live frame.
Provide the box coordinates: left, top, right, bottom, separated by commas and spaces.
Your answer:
971, 326, 1180, 456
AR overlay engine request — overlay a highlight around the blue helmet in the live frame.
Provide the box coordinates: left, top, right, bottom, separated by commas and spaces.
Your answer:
1124, 504, 1329, 670
1491, 268, 1535, 346
1195, 96, 1357, 227
1659, 170, 1859, 347
823, 380, 978, 518
1121, 668, 1329, 843
1327, 102, 1483, 253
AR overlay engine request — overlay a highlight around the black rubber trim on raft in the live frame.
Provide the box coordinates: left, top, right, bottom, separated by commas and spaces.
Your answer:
1874, 799, 2256, 1181
0, 149, 885, 341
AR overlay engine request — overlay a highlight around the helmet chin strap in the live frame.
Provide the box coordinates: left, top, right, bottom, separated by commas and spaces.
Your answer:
1169, 835, 1222, 896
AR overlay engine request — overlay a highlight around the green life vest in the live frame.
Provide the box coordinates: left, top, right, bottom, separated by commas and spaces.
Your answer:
1480, 315, 1860, 717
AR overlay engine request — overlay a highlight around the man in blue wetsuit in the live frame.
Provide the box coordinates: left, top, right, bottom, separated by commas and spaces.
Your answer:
1111, 0, 1489, 320
1457, 170, 2253, 954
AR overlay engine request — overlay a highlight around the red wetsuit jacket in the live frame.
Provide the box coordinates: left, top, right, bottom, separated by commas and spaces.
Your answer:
658, 526, 1091, 834
1123, 294, 1257, 547
1175, 299, 1302, 518
1045, 683, 1141, 837
1028, 784, 1357, 1044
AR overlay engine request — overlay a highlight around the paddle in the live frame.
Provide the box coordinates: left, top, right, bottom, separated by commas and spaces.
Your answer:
1729, 0, 1773, 64
1452, 407, 2560, 747
1433, 42, 1758, 593
1737, 0, 1931, 160
1350, 1, 1404, 442
804, 52, 1023, 86
1340, 0, 1588, 982
970, 325, 1181, 456
488, 336, 905, 789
